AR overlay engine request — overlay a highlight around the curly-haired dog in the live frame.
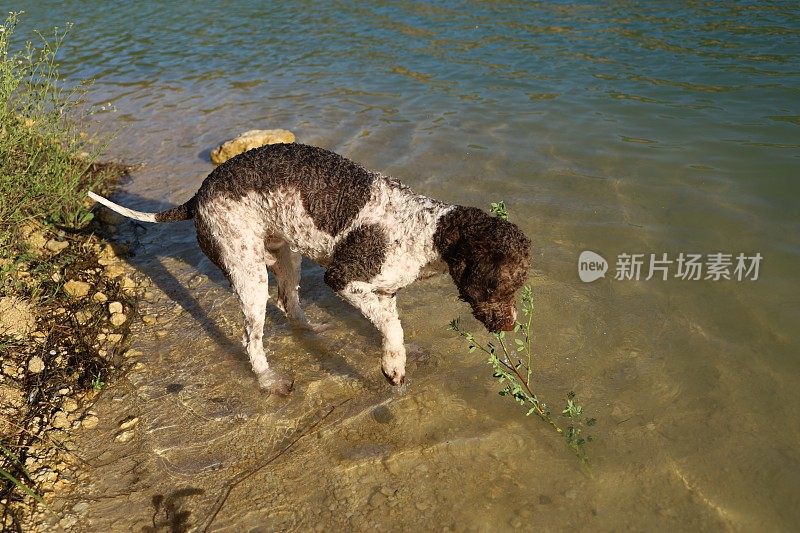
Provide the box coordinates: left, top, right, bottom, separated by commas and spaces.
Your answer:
89, 143, 531, 394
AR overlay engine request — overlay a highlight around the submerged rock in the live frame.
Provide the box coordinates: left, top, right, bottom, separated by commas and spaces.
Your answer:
210, 129, 295, 165
80, 415, 99, 429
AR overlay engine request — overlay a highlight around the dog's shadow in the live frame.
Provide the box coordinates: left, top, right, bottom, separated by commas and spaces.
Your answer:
98, 187, 369, 384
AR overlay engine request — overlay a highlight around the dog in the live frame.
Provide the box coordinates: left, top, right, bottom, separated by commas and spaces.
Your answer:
89, 143, 531, 395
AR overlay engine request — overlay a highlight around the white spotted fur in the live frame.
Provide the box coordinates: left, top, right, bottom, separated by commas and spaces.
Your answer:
92, 175, 452, 391
196, 176, 452, 389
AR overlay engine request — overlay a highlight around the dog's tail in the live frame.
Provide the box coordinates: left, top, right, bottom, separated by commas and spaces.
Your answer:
87, 191, 195, 223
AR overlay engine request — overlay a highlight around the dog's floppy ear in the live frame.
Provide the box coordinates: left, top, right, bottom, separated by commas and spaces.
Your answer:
434, 205, 532, 305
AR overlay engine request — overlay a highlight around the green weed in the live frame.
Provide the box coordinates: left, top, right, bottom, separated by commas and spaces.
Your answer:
449, 204, 596, 464
489, 201, 508, 220
0, 12, 111, 262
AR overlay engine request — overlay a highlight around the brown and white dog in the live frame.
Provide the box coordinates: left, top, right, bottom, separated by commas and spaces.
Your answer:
89, 143, 531, 395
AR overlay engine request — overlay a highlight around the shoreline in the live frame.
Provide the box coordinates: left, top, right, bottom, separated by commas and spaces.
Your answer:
0, 162, 147, 531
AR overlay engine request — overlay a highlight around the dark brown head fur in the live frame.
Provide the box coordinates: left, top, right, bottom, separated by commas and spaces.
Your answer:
433, 206, 531, 332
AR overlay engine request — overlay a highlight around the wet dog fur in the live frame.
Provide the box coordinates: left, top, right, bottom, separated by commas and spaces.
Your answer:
89, 143, 531, 394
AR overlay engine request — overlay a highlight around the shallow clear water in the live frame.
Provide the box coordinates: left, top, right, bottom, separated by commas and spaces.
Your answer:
15, 2, 800, 530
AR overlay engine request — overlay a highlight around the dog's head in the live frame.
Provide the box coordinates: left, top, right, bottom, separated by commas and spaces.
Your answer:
434, 206, 531, 332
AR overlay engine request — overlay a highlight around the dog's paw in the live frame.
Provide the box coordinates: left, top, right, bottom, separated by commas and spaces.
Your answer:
381, 368, 406, 386
381, 350, 406, 386
257, 370, 294, 396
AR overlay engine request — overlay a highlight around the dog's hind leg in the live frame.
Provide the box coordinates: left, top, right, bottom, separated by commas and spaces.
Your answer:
270, 244, 332, 333
195, 212, 292, 395
270, 244, 309, 326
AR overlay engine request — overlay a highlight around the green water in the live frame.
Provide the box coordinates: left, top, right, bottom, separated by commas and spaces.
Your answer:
15, 1, 800, 530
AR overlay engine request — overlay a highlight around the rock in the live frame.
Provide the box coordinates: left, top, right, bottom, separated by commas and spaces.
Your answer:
0, 297, 36, 338
118, 416, 139, 430
45, 239, 69, 254
107, 333, 123, 343
25, 231, 48, 251
115, 429, 135, 442
72, 502, 89, 515
27, 356, 45, 374
123, 349, 142, 358
58, 514, 78, 529
81, 415, 99, 429
63, 280, 91, 299
108, 301, 123, 315
120, 276, 136, 293
110, 313, 127, 327
62, 398, 79, 413
104, 264, 125, 279
74, 310, 92, 325
51, 411, 70, 429
92, 292, 108, 303
142, 314, 157, 325
210, 129, 295, 165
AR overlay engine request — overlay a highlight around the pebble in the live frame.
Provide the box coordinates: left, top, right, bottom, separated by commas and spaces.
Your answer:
104, 264, 125, 279
115, 429, 135, 442
62, 398, 79, 413
107, 333, 123, 343
81, 415, 99, 429
27, 356, 45, 374
120, 276, 136, 293
123, 349, 142, 358
26, 231, 48, 250
118, 416, 139, 430
92, 291, 108, 303
58, 515, 77, 529
45, 239, 69, 253
51, 411, 70, 429
110, 313, 127, 327
63, 280, 91, 298
72, 502, 89, 515
142, 314, 157, 325
108, 301, 123, 315
74, 310, 92, 325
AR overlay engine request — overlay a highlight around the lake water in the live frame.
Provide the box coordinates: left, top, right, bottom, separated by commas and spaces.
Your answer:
15, 2, 800, 531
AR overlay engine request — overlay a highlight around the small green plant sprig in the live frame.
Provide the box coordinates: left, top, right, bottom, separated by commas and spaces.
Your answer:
449, 285, 596, 463
490, 201, 508, 220
91, 373, 105, 392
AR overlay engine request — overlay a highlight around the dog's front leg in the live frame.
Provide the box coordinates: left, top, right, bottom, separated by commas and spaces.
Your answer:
337, 282, 406, 385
